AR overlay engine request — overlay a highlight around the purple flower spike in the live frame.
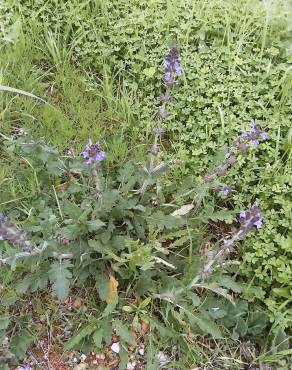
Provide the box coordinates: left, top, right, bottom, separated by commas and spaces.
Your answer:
239, 121, 267, 149
241, 131, 248, 137
238, 202, 264, 237
163, 47, 183, 87
165, 72, 171, 81
255, 218, 264, 229
222, 187, 229, 196
95, 151, 106, 161
82, 140, 106, 165
163, 60, 171, 69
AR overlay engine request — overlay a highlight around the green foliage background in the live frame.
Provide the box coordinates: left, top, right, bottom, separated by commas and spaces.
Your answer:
0, 0, 291, 318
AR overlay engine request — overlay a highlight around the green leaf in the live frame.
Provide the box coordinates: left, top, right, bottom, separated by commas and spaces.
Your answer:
247, 312, 269, 335
58, 224, 83, 240
113, 319, 136, 345
0, 85, 48, 104
235, 317, 248, 337
17, 270, 49, 294
96, 272, 109, 301
139, 297, 151, 309
0, 318, 9, 330
187, 312, 222, 338
93, 328, 103, 348
272, 287, 290, 298
65, 324, 96, 350
149, 211, 185, 230
272, 327, 289, 352
10, 329, 34, 359
122, 305, 135, 313
49, 260, 72, 300
219, 276, 241, 293
63, 200, 83, 219
87, 219, 106, 231
143, 67, 156, 78
119, 345, 128, 370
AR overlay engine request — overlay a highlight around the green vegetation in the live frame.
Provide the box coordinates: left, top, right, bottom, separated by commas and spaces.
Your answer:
0, 0, 291, 369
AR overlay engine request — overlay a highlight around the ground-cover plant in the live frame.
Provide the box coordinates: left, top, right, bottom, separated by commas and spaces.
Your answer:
1, 1, 292, 368
0, 1, 291, 316
1, 47, 290, 369
0, 122, 274, 369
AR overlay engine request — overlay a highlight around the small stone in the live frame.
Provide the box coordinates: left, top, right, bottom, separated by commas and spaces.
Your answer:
111, 342, 120, 354
157, 351, 168, 365
80, 354, 87, 362
127, 362, 136, 370
92, 360, 98, 365
96, 354, 105, 360
138, 347, 145, 356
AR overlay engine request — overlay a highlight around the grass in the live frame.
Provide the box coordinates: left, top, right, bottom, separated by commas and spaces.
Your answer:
0, 0, 292, 369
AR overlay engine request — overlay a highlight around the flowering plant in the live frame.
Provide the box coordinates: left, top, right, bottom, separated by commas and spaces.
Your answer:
0, 48, 269, 364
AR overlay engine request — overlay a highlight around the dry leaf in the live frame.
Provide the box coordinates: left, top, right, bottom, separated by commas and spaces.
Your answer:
171, 204, 194, 217
106, 274, 119, 304
72, 297, 82, 309
140, 320, 149, 334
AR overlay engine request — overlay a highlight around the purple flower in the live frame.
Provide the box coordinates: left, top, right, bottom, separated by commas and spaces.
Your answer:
239, 121, 267, 149
222, 187, 229, 196
241, 131, 248, 137
255, 218, 264, 229
163, 59, 171, 69
164, 72, 171, 81
238, 202, 264, 236
82, 140, 106, 165
95, 151, 106, 161
163, 47, 183, 87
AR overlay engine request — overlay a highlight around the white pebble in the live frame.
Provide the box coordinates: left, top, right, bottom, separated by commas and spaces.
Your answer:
111, 341, 120, 353
80, 353, 87, 361
138, 347, 145, 356
157, 351, 168, 365
127, 361, 136, 370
